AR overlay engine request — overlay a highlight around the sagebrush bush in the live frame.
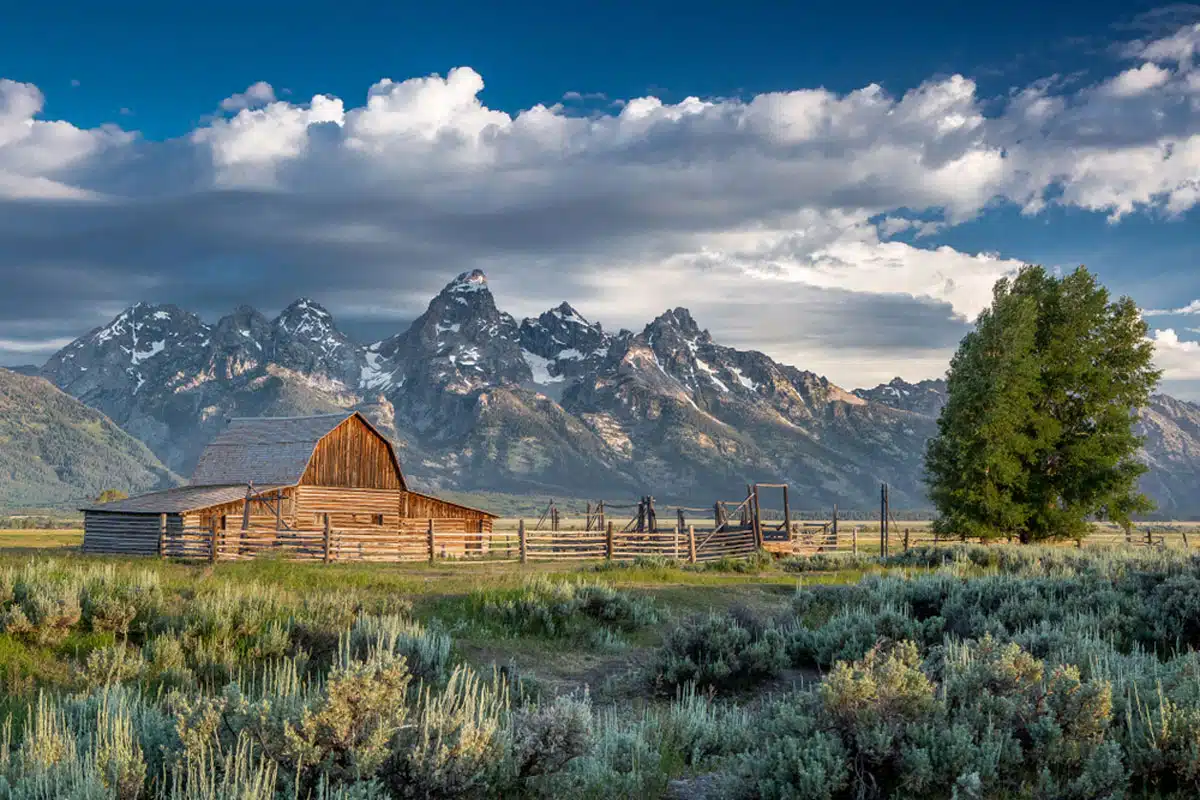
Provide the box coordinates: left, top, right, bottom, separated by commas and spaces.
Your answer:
2, 547, 1200, 797
474, 577, 660, 645
348, 614, 452, 685
653, 611, 788, 694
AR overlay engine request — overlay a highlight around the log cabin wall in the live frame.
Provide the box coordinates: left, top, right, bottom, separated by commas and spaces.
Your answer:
300, 416, 403, 490
292, 486, 403, 528
83, 512, 176, 555
406, 492, 492, 529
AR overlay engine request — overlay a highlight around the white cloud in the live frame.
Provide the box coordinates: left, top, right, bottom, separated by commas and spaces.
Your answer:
1, 22, 1199, 387
1145, 299, 1200, 316
0, 79, 131, 199
1099, 62, 1173, 97
219, 81, 278, 112
0, 337, 75, 353
1132, 22, 1200, 66
1153, 328, 1200, 379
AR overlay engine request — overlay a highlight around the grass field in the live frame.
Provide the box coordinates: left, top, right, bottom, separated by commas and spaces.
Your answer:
1, 533, 1200, 795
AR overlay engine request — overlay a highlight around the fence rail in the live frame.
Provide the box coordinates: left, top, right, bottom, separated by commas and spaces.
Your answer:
159, 519, 760, 565
154, 516, 1184, 565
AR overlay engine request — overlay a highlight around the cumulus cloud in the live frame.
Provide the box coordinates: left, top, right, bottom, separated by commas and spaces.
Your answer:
1153, 328, 1200, 379
1, 22, 1199, 386
1098, 62, 1174, 96
219, 80, 278, 112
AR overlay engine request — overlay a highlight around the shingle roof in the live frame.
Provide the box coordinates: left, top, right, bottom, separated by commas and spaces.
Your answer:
190, 412, 355, 486
81, 484, 287, 514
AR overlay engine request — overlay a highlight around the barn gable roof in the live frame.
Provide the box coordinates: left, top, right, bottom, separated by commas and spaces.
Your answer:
190, 412, 405, 488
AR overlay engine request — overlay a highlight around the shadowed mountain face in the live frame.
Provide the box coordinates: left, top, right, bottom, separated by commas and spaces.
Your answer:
0, 368, 178, 508
32, 272, 1200, 515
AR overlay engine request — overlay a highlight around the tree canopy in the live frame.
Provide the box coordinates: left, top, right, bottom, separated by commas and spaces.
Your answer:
94, 489, 129, 504
925, 266, 1160, 542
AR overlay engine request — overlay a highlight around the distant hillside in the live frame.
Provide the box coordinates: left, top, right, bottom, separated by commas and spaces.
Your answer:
0, 368, 179, 508
5, 365, 39, 377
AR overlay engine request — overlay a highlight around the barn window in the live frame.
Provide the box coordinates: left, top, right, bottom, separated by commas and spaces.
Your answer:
373, 514, 384, 526
220, 515, 227, 530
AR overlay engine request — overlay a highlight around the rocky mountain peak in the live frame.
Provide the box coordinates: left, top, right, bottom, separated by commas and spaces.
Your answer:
270, 298, 361, 386
645, 307, 708, 347
854, 376, 948, 416
214, 305, 270, 338
438, 271, 493, 308
274, 298, 339, 338
209, 306, 272, 377
518, 303, 612, 391
42, 302, 212, 398
372, 271, 529, 401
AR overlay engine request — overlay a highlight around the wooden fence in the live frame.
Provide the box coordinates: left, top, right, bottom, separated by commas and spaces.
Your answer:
160, 519, 758, 564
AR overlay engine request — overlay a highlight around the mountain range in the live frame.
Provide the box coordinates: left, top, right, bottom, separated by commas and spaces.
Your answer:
18, 270, 1200, 516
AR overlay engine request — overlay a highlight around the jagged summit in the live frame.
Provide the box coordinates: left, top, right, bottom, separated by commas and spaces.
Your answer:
647, 307, 704, 339
445, 270, 489, 294
853, 377, 949, 416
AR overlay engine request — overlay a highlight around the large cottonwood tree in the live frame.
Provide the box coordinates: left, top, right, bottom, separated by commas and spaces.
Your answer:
925, 266, 1160, 542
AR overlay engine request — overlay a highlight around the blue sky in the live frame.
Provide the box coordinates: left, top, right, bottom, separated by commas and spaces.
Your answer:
1, 0, 1198, 396
5, 0, 1174, 134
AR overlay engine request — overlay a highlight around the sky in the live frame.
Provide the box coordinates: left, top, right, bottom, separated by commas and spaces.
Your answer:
1, 1, 1199, 397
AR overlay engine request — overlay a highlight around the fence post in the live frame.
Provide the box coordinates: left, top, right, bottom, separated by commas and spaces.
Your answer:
159, 513, 167, 558
674, 522, 680, 560
832, 504, 838, 549
606, 521, 614, 561
519, 519, 528, 564
323, 514, 332, 564
781, 484, 792, 541
879, 483, 887, 557
852, 525, 858, 556
688, 525, 697, 563
427, 519, 435, 564
209, 517, 218, 563
1183, 530, 1190, 548
904, 528, 910, 551
751, 485, 763, 548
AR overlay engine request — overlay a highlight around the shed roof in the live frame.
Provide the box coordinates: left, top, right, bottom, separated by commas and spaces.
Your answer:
190, 412, 358, 486
81, 484, 287, 514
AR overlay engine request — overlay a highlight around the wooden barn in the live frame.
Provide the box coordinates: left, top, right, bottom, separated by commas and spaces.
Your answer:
81, 412, 496, 557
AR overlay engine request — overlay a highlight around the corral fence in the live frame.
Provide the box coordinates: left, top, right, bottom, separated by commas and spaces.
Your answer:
158, 478, 1188, 565
160, 517, 757, 565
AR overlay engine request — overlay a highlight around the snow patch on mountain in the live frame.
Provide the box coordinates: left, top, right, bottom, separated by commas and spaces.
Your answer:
522, 349, 564, 384
131, 340, 165, 364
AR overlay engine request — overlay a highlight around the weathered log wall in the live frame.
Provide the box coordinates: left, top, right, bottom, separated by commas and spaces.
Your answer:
301, 416, 403, 489
83, 512, 175, 555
